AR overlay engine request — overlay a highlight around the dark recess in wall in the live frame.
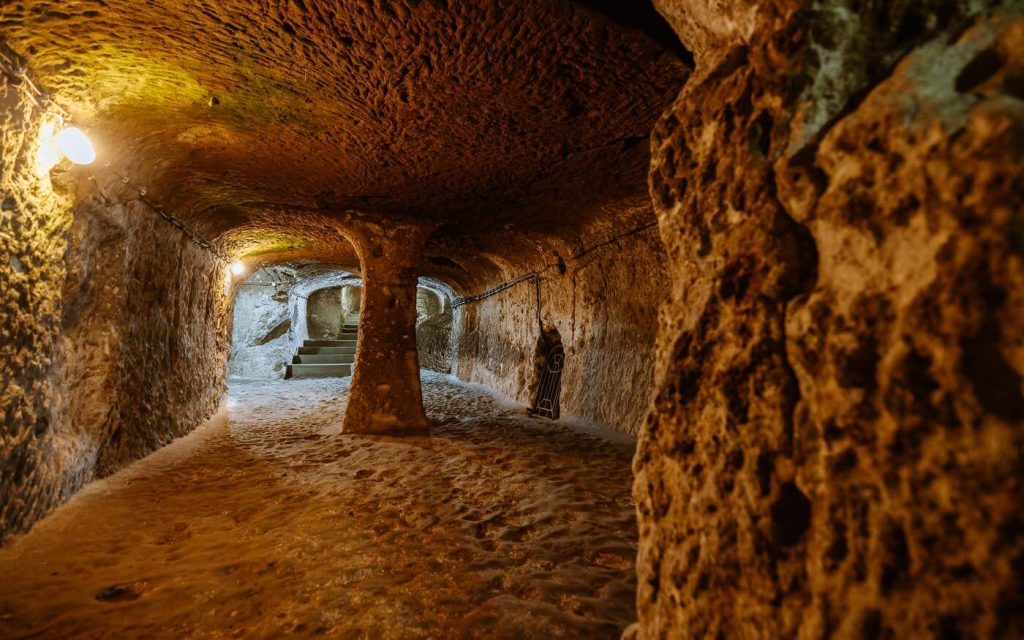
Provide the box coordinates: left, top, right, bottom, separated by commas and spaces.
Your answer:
570, 0, 695, 65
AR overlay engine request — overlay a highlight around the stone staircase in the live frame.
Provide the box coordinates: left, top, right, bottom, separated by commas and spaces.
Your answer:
285, 321, 359, 379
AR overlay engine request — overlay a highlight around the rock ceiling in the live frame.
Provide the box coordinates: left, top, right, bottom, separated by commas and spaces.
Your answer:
1, 1, 689, 271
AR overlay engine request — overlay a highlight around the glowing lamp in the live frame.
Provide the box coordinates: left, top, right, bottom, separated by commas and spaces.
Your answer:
231, 261, 246, 277
55, 127, 96, 165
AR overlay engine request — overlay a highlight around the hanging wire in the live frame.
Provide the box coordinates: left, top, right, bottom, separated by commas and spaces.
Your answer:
0, 49, 230, 264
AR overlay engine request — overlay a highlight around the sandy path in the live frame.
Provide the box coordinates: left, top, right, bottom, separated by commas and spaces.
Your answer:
0, 373, 637, 639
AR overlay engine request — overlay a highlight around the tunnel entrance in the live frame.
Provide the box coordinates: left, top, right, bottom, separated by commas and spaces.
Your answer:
530, 327, 565, 420
306, 287, 344, 340
227, 265, 360, 380
304, 285, 362, 340
228, 267, 456, 380
416, 285, 455, 374
340, 285, 362, 325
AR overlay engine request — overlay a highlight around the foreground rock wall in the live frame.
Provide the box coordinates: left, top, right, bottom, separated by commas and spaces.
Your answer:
1, 72, 75, 540
636, 1, 1024, 637
455, 225, 665, 434
1, 77, 229, 540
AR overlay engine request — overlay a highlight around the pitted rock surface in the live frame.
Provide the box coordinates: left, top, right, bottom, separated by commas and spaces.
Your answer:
0, 0, 688, 267
638, 2, 1024, 637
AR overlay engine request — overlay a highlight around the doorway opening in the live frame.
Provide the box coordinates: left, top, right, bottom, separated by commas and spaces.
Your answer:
530, 327, 565, 420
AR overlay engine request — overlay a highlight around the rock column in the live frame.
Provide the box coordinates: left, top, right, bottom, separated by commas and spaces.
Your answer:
342, 221, 431, 435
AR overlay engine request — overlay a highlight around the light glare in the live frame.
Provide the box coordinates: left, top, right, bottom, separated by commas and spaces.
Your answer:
55, 127, 96, 165
231, 261, 246, 276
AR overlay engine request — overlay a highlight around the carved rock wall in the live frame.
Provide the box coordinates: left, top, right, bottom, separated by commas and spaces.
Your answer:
1, 76, 75, 541
307, 287, 344, 340
86, 190, 230, 478
636, 1, 1024, 637
1, 79, 229, 540
416, 287, 453, 374
228, 268, 295, 380
454, 225, 666, 434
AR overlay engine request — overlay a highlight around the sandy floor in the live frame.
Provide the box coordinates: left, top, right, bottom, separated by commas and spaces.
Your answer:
0, 373, 638, 639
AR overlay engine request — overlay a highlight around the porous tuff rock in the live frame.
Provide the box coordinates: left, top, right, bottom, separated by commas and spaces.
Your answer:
342, 221, 432, 435
0, 0, 688, 273
638, 1, 1023, 637
1, 80, 229, 540
783, 16, 1024, 637
454, 209, 666, 434
306, 287, 345, 340
1, 74, 75, 540
228, 267, 296, 380
416, 287, 454, 374
83, 185, 229, 480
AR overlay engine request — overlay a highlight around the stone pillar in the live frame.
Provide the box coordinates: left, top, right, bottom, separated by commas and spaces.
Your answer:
341, 221, 431, 435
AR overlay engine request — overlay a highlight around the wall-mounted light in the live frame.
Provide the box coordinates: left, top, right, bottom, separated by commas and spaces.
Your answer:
55, 126, 96, 165
231, 261, 246, 277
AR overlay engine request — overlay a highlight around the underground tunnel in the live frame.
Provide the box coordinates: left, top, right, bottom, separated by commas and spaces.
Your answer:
0, 1, 1022, 638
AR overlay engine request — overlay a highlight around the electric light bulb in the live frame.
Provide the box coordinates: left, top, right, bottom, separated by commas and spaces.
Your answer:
55, 127, 96, 165
231, 261, 246, 276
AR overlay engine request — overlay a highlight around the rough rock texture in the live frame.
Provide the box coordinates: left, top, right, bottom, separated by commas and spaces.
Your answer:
2, 0, 689, 490
0, 0, 688, 270
1, 71, 75, 540
342, 220, 432, 434
784, 16, 1024, 637
637, 1, 1024, 637
306, 287, 344, 340
340, 285, 361, 324
1, 0, 689, 468
416, 286, 453, 374
227, 267, 296, 380
455, 213, 665, 434
83, 183, 230, 479
1, 76, 229, 540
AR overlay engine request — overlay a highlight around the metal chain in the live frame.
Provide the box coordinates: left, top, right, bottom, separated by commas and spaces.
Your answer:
112, 173, 231, 263
452, 221, 659, 308
452, 272, 538, 308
